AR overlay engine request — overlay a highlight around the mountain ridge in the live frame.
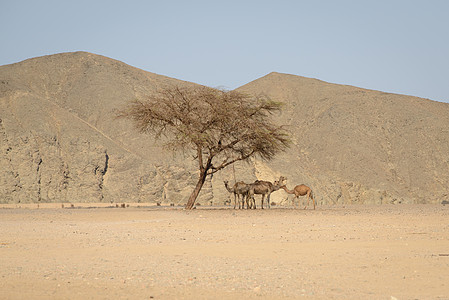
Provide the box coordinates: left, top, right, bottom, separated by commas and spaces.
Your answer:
254, 71, 443, 103
1, 52, 448, 205
238, 70, 449, 204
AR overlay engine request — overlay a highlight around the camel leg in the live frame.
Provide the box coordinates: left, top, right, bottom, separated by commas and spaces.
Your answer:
311, 193, 316, 210
294, 194, 300, 209
304, 192, 310, 210
242, 195, 246, 209
245, 194, 250, 209
261, 195, 265, 209
267, 194, 271, 209
246, 192, 254, 209
233, 194, 237, 209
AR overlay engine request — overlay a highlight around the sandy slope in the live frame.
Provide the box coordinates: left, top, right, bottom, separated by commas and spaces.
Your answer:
1, 204, 448, 299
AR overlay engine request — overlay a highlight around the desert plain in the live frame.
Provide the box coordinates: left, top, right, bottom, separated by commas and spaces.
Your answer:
1, 203, 448, 300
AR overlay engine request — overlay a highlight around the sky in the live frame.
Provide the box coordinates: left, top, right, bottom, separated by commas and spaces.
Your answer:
1, 0, 449, 103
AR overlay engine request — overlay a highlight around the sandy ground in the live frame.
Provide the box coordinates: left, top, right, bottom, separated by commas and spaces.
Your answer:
1, 204, 448, 300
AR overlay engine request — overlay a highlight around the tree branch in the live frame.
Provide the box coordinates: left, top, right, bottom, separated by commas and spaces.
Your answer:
207, 149, 256, 175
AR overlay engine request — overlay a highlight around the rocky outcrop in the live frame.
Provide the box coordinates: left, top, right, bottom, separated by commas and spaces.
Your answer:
0, 123, 216, 205
0, 125, 109, 203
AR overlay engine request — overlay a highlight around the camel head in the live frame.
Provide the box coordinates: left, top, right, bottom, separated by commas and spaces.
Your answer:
277, 176, 287, 186
273, 176, 287, 190
223, 180, 234, 193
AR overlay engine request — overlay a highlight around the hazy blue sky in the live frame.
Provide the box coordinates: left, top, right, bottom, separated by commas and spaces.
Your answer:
1, 0, 448, 103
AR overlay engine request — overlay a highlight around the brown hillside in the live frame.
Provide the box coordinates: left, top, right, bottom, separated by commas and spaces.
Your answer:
238, 72, 449, 204
0, 52, 220, 204
1, 53, 448, 205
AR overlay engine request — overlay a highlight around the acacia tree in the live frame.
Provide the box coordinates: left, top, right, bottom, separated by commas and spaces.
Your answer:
118, 85, 290, 209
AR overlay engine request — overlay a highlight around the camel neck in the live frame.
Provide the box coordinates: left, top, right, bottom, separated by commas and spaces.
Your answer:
281, 185, 294, 194
224, 183, 233, 193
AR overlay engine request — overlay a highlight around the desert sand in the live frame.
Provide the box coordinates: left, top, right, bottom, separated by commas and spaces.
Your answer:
1, 204, 448, 299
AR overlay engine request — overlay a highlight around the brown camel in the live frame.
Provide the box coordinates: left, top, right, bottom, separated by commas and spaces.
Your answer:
223, 181, 250, 209
280, 184, 316, 210
246, 176, 286, 209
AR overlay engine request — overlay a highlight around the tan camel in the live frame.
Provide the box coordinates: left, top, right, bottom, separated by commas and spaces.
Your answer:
246, 176, 286, 209
224, 181, 250, 209
280, 184, 316, 210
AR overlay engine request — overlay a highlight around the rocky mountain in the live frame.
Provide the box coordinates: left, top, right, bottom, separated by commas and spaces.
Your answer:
238, 72, 449, 204
1, 52, 448, 205
0, 52, 216, 205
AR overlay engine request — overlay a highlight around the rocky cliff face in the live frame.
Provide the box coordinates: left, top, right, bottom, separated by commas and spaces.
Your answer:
0, 126, 108, 203
0, 119, 216, 205
1, 53, 448, 205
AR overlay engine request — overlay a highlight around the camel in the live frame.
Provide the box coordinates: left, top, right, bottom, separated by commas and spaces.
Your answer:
223, 181, 250, 209
246, 176, 286, 209
280, 184, 316, 210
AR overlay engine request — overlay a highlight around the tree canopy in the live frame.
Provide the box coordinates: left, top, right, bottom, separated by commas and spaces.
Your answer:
118, 85, 290, 209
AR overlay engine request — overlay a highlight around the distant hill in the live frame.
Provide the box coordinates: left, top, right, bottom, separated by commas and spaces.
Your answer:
0, 52, 215, 204
238, 72, 449, 204
1, 53, 448, 205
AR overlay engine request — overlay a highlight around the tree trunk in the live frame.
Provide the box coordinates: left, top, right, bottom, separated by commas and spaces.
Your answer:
185, 170, 207, 209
